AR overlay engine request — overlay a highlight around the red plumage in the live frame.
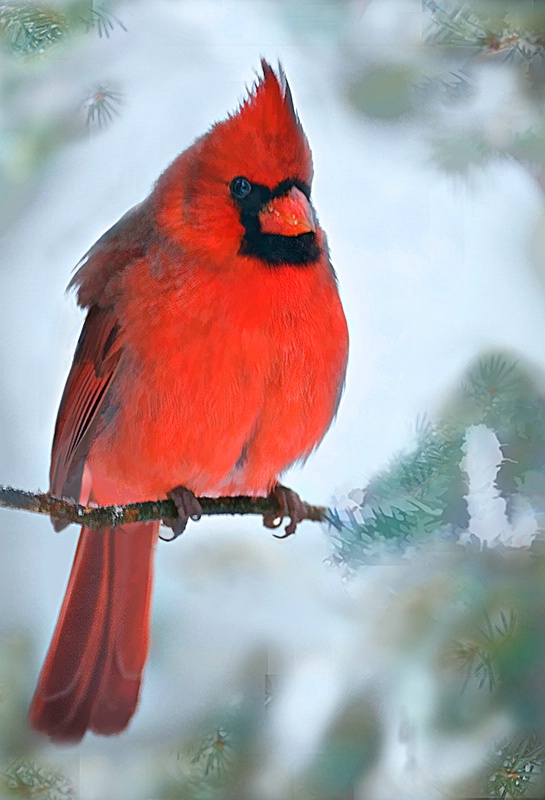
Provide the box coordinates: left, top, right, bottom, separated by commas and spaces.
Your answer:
30, 61, 349, 742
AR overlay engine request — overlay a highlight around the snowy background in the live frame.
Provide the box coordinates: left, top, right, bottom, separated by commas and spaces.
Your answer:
2, 1, 545, 798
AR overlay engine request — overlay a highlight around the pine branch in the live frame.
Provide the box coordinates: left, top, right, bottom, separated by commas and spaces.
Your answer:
190, 727, 233, 777
84, 4, 126, 38
3, 757, 75, 799
0, 2, 66, 54
82, 83, 122, 127
425, 1, 545, 63
486, 734, 545, 799
0, 485, 326, 530
0, 1, 126, 56
328, 352, 545, 567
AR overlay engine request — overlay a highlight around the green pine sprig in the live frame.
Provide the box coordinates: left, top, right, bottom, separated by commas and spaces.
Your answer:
425, 1, 545, 64
83, 83, 122, 127
327, 352, 545, 567
327, 421, 466, 567
0, 1, 126, 56
84, 5, 126, 38
2, 758, 75, 799
0, 2, 66, 54
451, 610, 517, 693
486, 734, 545, 799
190, 728, 234, 778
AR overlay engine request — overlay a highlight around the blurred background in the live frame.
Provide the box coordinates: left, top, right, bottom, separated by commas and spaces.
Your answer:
2, 1, 545, 798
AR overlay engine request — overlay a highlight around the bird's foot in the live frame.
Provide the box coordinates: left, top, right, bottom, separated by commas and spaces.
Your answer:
263, 484, 306, 539
161, 486, 202, 541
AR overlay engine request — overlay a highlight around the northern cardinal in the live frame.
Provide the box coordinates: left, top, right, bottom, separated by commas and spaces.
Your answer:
30, 61, 349, 742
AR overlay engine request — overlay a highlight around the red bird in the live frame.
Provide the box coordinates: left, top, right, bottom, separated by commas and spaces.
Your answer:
30, 61, 349, 742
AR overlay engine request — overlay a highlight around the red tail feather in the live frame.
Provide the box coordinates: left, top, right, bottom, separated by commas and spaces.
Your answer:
30, 523, 157, 743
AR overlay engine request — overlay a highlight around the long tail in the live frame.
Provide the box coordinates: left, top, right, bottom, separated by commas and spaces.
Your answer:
29, 522, 158, 743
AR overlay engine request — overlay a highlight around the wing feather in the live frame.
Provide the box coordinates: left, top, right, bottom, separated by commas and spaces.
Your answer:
49, 305, 120, 506
49, 200, 157, 506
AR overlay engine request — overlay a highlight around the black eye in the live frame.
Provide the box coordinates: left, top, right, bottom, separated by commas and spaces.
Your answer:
230, 176, 252, 200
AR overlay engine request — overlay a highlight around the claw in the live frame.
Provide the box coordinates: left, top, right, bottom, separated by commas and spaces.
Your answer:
263, 485, 306, 539
161, 485, 202, 541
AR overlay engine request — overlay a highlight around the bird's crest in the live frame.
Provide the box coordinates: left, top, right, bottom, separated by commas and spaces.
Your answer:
202, 60, 313, 190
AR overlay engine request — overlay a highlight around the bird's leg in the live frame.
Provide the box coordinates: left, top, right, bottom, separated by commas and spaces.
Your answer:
161, 485, 203, 541
263, 484, 306, 538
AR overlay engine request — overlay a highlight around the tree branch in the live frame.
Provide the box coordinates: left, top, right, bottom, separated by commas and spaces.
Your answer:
0, 485, 327, 531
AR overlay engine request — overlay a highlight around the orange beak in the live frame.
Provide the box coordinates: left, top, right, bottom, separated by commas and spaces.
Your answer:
258, 186, 316, 237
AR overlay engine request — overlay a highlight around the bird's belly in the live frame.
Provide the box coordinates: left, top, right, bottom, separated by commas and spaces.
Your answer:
88, 344, 265, 502
87, 336, 339, 504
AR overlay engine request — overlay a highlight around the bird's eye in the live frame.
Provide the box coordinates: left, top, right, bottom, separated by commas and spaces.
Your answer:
230, 176, 252, 200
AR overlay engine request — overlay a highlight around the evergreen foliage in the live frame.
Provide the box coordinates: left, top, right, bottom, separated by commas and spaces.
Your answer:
323, 351, 545, 798
426, 1, 545, 64
2, 758, 74, 799
425, 1, 545, 174
82, 83, 122, 127
0, 2, 66, 54
0, 0, 125, 231
347, 0, 545, 178
486, 734, 545, 800
0, 1, 124, 54
328, 351, 545, 569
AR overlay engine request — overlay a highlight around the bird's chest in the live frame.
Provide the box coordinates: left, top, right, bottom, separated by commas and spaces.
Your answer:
101, 263, 341, 497
129, 264, 324, 409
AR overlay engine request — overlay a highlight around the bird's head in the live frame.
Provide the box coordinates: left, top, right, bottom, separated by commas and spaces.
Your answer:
154, 60, 323, 268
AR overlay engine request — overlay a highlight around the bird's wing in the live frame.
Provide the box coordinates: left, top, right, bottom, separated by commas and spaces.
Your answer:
50, 200, 158, 510
49, 304, 121, 509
